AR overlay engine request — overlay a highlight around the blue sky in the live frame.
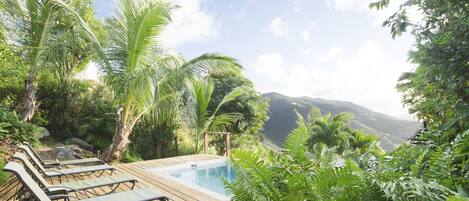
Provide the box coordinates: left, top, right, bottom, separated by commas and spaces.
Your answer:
92, 0, 420, 117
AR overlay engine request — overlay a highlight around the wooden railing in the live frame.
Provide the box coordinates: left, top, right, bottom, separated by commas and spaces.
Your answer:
203, 132, 231, 157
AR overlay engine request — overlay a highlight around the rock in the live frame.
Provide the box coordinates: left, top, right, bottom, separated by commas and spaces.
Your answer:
38, 147, 77, 161
39, 126, 50, 138
66, 137, 94, 151
37, 145, 95, 161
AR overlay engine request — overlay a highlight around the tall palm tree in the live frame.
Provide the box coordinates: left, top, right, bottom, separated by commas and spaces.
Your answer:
186, 79, 244, 153
99, 0, 241, 161
0, 0, 101, 121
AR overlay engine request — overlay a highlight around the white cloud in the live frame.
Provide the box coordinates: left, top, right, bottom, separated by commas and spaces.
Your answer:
236, 8, 246, 19
292, 0, 303, 13
327, 0, 423, 24
327, 0, 369, 11
317, 46, 343, 62
247, 53, 311, 96
246, 42, 413, 116
160, 0, 218, 48
300, 23, 315, 42
269, 17, 290, 38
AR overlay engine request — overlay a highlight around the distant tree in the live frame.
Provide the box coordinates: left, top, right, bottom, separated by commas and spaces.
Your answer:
209, 71, 269, 136
306, 107, 354, 152
208, 71, 269, 153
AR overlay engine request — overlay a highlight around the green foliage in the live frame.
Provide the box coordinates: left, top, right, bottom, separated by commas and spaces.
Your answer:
0, 159, 8, 185
0, 107, 41, 144
226, 115, 456, 200
73, 85, 116, 151
208, 71, 269, 135
0, 0, 103, 121
207, 71, 269, 154
0, 43, 27, 110
305, 107, 383, 155
131, 118, 180, 159
185, 79, 244, 153
371, 0, 469, 194
120, 148, 143, 163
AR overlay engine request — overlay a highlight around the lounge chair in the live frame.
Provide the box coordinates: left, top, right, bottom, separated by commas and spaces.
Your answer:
15, 148, 114, 178
13, 152, 139, 196
3, 162, 169, 201
22, 142, 105, 167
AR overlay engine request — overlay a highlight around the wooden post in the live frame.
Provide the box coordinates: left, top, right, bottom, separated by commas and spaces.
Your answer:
204, 132, 209, 154
225, 132, 231, 157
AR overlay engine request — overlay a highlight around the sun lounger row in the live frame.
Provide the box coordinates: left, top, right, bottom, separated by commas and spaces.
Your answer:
2, 143, 169, 201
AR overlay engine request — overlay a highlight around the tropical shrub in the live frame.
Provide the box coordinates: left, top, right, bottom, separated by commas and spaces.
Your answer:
0, 43, 27, 110
0, 107, 41, 144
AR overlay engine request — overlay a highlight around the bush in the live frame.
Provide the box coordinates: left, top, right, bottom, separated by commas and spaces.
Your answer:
0, 107, 41, 145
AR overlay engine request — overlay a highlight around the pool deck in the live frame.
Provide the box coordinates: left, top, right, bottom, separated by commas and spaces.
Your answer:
0, 154, 226, 201
114, 154, 225, 201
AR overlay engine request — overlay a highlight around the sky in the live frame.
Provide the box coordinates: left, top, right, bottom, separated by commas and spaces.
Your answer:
91, 0, 420, 118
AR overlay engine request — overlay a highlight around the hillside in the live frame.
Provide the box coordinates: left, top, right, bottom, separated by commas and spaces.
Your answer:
262, 92, 421, 151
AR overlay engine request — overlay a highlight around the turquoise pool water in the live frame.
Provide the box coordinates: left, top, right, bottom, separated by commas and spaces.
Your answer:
168, 161, 236, 196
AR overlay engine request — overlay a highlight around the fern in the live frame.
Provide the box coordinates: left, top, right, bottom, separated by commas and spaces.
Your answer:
282, 111, 311, 168
422, 148, 453, 189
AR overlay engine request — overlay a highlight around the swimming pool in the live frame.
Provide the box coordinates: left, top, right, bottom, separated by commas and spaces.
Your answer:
148, 159, 236, 200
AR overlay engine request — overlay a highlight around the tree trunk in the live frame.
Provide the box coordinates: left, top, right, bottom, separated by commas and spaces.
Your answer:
100, 107, 132, 162
174, 136, 179, 156
153, 129, 161, 158
20, 77, 37, 122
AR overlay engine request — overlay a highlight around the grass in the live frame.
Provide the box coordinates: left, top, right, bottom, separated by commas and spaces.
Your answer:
0, 159, 8, 185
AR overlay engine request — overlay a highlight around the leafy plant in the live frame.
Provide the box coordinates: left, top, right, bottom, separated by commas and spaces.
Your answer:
0, 107, 41, 144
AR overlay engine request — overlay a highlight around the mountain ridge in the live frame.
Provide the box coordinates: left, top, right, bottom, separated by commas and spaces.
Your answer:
262, 92, 420, 151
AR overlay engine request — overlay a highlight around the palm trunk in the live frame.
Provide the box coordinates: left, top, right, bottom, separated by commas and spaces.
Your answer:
100, 107, 132, 162
20, 77, 37, 122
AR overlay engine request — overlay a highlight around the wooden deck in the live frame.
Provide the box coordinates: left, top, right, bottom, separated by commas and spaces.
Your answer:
0, 154, 226, 201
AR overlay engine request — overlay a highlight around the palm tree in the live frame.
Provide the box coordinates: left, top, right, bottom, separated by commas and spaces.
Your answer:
0, 0, 101, 121
99, 0, 241, 161
306, 107, 354, 152
186, 79, 244, 153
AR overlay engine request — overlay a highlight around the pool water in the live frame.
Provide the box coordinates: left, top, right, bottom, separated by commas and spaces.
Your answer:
167, 161, 236, 196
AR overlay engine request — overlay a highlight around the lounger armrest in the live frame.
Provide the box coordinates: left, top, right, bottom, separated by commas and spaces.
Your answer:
47, 185, 79, 192
44, 169, 66, 176
43, 162, 62, 168
48, 194, 81, 201
73, 153, 84, 159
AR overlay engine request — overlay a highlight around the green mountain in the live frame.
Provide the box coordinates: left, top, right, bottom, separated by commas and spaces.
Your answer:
262, 92, 421, 151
